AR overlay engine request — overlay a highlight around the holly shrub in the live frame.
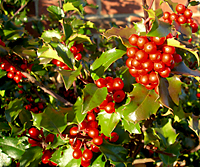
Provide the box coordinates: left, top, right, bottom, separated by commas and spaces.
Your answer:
0, 0, 200, 167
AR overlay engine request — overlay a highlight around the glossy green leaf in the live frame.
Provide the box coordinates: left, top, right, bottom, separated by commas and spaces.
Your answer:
155, 119, 178, 145
100, 140, 128, 163
58, 147, 81, 167
123, 84, 160, 122
133, 19, 146, 35
82, 83, 107, 114
0, 69, 7, 79
63, 2, 83, 18
121, 119, 141, 134
63, 23, 73, 40
167, 76, 182, 105
0, 149, 12, 167
32, 105, 68, 134
5, 98, 24, 123
167, 38, 199, 64
0, 137, 26, 159
172, 61, 200, 77
47, 5, 65, 20
90, 48, 126, 80
19, 109, 32, 128
159, 142, 181, 166
3, 29, 24, 40
159, 77, 175, 109
19, 146, 43, 167
68, 33, 92, 44
102, 26, 137, 48
41, 30, 62, 43
91, 154, 106, 167
188, 1, 200, 6
0, 45, 9, 56
74, 97, 86, 123
59, 64, 81, 90
97, 111, 121, 137
0, 122, 10, 131
54, 43, 74, 69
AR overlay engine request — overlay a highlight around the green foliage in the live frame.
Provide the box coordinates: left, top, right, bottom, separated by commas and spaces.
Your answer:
0, 0, 200, 167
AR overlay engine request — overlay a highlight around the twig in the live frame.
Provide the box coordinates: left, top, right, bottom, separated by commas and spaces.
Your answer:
142, 0, 150, 32
10, 1, 29, 20
148, 0, 155, 9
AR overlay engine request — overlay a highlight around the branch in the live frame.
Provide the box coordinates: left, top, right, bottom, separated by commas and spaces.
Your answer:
142, 0, 150, 32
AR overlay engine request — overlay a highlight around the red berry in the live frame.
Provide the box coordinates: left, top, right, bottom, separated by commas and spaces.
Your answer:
176, 4, 186, 14
92, 136, 103, 145
82, 149, 93, 160
144, 42, 157, 54
69, 126, 79, 137
105, 102, 115, 114
113, 78, 124, 90
113, 90, 126, 103
28, 127, 40, 137
88, 127, 99, 138
109, 132, 119, 142
184, 9, 193, 19
72, 149, 82, 159
128, 34, 139, 46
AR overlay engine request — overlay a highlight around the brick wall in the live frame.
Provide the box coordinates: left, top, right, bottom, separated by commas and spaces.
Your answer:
28, 0, 200, 29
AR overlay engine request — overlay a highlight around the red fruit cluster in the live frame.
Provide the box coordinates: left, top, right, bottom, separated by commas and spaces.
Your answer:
28, 127, 57, 166
24, 96, 45, 113
69, 108, 119, 167
95, 77, 126, 113
127, 34, 182, 90
163, 4, 198, 33
70, 42, 84, 61
51, 59, 72, 70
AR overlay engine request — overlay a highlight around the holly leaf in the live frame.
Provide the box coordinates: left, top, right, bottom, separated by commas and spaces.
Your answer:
90, 48, 126, 80
59, 64, 82, 90
0, 45, 9, 56
159, 142, 181, 166
0, 137, 26, 160
19, 147, 43, 167
0, 122, 10, 131
122, 84, 160, 122
68, 33, 92, 44
172, 61, 200, 77
121, 119, 141, 134
167, 38, 199, 65
57, 147, 81, 167
133, 19, 146, 35
5, 98, 24, 123
174, 22, 192, 39
82, 83, 107, 114
159, 77, 175, 109
97, 111, 121, 137
188, 1, 200, 7
47, 5, 65, 20
74, 97, 86, 123
163, 0, 178, 12
63, 2, 83, 18
0, 149, 12, 166
91, 154, 106, 167
41, 30, 62, 43
100, 140, 128, 163
102, 26, 137, 48
32, 105, 68, 134
0, 69, 7, 79
167, 76, 182, 106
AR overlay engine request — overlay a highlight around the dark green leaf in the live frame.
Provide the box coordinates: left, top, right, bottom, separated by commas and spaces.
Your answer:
91, 49, 126, 80
172, 61, 200, 77
102, 27, 137, 48
189, 1, 200, 6
0, 122, 10, 131
63, 23, 73, 40
20, 147, 43, 167
18, 109, 32, 128
167, 76, 182, 105
0, 69, 7, 79
5, 98, 24, 123
159, 77, 175, 109
82, 83, 107, 114
123, 84, 160, 122
159, 142, 181, 166
59, 65, 81, 90
0, 137, 26, 159
47, 6, 65, 20
100, 140, 128, 163
32, 105, 68, 134
97, 111, 121, 137
0, 45, 9, 56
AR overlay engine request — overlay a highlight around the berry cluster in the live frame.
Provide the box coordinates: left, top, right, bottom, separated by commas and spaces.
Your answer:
28, 127, 57, 166
69, 108, 119, 167
0, 57, 33, 84
126, 34, 182, 90
163, 4, 198, 33
24, 95, 45, 113
95, 77, 126, 113
69, 42, 84, 61
51, 59, 72, 70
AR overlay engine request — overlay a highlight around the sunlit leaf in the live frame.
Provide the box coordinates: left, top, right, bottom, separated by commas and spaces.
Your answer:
102, 26, 137, 48
121, 119, 141, 134
0, 149, 12, 166
91, 154, 106, 167
82, 83, 107, 114
68, 33, 92, 44
47, 6, 65, 20
74, 97, 86, 123
41, 30, 62, 43
63, 2, 83, 18
97, 111, 121, 137
122, 84, 160, 122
